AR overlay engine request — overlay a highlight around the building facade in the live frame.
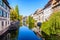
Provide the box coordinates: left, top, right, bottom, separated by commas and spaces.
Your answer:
23, 16, 28, 25
37, 9, 44, 22
31, 9, 44, 23
43, 0, 60, 21
32, 0, 60, 23
0, 0, 11, 35
43, 0, 53, 21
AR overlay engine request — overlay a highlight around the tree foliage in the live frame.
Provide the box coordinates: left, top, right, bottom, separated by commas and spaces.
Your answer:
19, 15, 23, 26
41, 11, 60, 40
10, 5, 20, 21
41, 11, 60, 35
15, 5, 20, 20
26, 16, 36, 29
10, 9, 18, 21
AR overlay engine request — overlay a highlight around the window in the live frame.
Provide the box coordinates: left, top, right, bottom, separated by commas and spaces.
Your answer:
2, 2, 7, 10
3, 11, 5, 17
8, 13, 9, 18
3, 12, 7, 17
5, 21, 7, 26
8, 21, 9, 24
4, 3, 7, 10
2, 11, 7, 17
2, 1, 4, 7
2, 21, 4, 27
7, 7, 10, 11
2, 10, 4, 17
0, 9, 2, 16
6, 13, 7, 17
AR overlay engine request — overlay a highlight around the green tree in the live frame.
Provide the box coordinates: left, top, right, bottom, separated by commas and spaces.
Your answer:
10, 9, 18, 21
15, 5, 20, 20
19, 15, 23, 26
26, 17, 29, 25
10, 5, 20, 21
41, 11, 60, 40
26, 16, 36, 29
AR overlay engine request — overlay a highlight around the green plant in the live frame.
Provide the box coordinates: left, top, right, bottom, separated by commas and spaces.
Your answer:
41, 11, 60, 40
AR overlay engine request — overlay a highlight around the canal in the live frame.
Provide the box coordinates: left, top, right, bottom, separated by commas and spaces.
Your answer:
0, 26, 42, 40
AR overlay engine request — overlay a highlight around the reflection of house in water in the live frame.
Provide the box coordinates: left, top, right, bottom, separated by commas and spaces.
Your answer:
0, 0, 11, 35
23, 16, 27, 25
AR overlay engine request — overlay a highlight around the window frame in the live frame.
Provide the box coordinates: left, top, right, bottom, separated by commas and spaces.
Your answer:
0, 9, 2, 17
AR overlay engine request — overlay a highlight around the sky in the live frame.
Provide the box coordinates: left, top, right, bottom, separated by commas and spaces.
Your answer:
8, 0, 49, 16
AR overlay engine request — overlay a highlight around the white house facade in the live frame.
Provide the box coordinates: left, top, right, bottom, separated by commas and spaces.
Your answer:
31, 0, 60, 23
31, 9, 44, 23
0, 0, 11, 35
43, 0, 60, 22
43, 5, 53, 22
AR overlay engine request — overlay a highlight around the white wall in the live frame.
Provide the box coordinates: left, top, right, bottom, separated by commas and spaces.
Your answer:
0, 5, 10, 31
43, 5, 53, 22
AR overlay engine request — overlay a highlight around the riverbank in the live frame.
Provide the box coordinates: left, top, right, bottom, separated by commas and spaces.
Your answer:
9, 21, 20, 31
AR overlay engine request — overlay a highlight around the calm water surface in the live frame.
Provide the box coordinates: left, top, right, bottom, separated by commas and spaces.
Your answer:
1, 26, 42, 40
18, 26, 42, 40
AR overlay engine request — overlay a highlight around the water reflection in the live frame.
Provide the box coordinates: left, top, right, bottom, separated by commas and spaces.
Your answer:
0, 30, 18, 40
18, 26, 42, 40
0, 32, 11, 40
10, 30, 19, 40
0, 26, 42, 40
